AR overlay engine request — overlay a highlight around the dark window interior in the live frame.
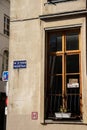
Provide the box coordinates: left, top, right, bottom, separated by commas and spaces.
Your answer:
45, 29, 82, 121
4, 15, 10, 36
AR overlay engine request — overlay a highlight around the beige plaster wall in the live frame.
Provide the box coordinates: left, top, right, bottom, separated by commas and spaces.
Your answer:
7, 0, 87, 130
7, 114, 87, 130
10, 0, 86, 21
42, 0, 86, 15
7, 17, 87, 130
8, 19, 41, 114
0, 0, 10, 78
10, 0, 41, 21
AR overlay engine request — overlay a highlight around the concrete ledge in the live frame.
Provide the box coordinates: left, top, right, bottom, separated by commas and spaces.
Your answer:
39, 9, 87, 20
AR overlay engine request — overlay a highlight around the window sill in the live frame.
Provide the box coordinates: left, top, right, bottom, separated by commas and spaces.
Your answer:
44, 0, 77, 5
44, 119, 86, 125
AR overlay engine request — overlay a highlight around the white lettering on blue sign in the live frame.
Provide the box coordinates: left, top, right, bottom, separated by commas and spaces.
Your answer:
13, 60, 27, 69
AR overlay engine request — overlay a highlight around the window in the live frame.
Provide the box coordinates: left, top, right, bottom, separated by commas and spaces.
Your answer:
48, 0, 76, 2
2, 50, 9, 72
45, 29, 82, 121
4, 15, 10, 36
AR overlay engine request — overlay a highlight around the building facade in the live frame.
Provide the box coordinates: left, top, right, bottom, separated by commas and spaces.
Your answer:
0, 0, 10, 92
7, 0, 87, 130
0, 0, 10, 130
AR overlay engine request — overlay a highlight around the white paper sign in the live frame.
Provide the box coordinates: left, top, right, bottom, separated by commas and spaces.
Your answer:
67, 83, 79, 88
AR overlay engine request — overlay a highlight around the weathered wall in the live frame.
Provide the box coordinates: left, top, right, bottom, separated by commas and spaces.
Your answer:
42, 0, 86, 15
8, 19, 41, 114
10, 0, 41, 20
7, 0, 87, 130
0, 0, 9, 80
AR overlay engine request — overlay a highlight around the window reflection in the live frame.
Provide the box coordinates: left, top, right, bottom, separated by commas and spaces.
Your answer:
49, 55, 62, 74
66, 33, 79, 51
66, 54, 79, 73
49, 35, 62, 52
49, 76, 62, 94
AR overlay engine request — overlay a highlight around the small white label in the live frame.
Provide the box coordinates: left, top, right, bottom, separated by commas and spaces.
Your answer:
67, 83, 79, 88
5, 107, 7, 115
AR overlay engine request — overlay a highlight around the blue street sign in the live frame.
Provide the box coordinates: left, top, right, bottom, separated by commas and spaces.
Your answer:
2, 71, 9, 81
13, 60, 27, 69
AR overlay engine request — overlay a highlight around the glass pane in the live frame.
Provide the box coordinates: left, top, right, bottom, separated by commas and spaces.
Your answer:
49, 34, 62, 52
49, 76, 62, 94
49, 55, 62, 74
66, 74, 80, 116
7, 18, 9, 24
46, 75, 62, 118
66, 54, 79, 73
56, 36, 62, 51
4, 17, 6, 22
67, 95, 80, 115
46, 95, 62, 118
66, 33, 79, 50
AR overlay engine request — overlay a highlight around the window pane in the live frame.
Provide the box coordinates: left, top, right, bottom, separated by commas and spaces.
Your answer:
56, 36, 62, 51
49, 34, 56, 52
66, 74, 80, 116
46, 30, 81, 120
7, 18, 9, 24
49, 35, 62, 52
49, 55, 62, 74
46, 95, 62, 118
49, 76, 62, 94
7, 25, 9, 30
4, 17, 6, 22
67, 95, 80, 116
4, 15, 10, 36
66, 54, 79, 73
66, 33, 79, 50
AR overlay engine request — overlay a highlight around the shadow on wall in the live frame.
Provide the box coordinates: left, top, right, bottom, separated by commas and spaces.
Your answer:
0, 92, 6, 130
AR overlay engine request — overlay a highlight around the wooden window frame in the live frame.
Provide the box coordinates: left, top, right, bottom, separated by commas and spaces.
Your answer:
45, 28, 82, 121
